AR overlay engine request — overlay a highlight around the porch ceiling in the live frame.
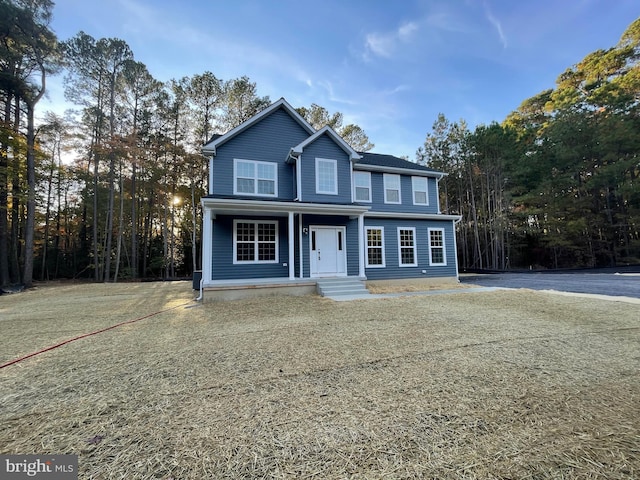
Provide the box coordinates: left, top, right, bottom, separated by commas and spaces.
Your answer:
202, 198, 370, 218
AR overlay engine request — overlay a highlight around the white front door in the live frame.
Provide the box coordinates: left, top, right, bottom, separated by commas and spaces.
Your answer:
310, 226, 346, 277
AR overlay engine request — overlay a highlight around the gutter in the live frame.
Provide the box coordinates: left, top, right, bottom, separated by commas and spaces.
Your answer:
195, 277, 204, 302
288, 150, 302, 201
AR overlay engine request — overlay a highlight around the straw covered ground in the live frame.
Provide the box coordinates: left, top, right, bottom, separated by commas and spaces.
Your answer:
1, 281, 639, 479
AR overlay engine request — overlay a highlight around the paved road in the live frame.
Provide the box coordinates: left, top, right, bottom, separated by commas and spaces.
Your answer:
460, 272, 640, 299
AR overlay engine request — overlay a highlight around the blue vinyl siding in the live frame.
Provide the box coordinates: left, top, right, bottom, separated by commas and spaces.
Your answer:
211, 215, 289, 280
211, 107, 309, 200
363, 171, 440, 215
363, 218, 457, 280
299, 134, 352, 204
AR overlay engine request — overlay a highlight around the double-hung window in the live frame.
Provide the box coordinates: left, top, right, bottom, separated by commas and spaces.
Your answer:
366, 227, 385, 267
384, 174, 401, 204
234, 220, 278, 264
429, 228, 446, 265
353, 171, 371, 202
398, 227, 417, 266
316, 158, 338, 195
412, 176, 429, 205
234, 159, 277, 197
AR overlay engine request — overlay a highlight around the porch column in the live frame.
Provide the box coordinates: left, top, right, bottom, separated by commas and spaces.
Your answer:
288, 211, 295, 280
358, 213, 365, 278
298, 214, 304, 279
202, 207, 213, 284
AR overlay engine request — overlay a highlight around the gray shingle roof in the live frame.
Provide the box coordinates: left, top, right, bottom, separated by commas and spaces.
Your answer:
357, 152, 443, 174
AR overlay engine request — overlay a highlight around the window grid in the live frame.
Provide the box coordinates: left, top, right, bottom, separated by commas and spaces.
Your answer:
234, 221, 278, 263
398, 228, 416, 266
366, 227, 385, 267
429, 229, 446, 265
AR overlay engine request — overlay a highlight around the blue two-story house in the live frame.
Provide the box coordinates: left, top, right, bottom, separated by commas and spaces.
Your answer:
199, 98, 461, 300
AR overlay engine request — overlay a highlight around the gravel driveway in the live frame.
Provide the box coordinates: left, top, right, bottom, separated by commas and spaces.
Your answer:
460, 271, 640, 299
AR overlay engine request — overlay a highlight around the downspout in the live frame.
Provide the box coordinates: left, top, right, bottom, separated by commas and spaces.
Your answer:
196, 151, 215, 302
195, 277, 203, 301
435, 172, 446, 214
298, 213, 304, 279
288, 150, 301, 201
453, 215, 462, 282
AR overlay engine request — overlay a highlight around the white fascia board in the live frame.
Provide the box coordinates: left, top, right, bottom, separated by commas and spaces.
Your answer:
292, 126, 362, 161
201, 98, 316, 155
201, 197, 370, 217
354, 163, 445, 179
364, 211, 462, 222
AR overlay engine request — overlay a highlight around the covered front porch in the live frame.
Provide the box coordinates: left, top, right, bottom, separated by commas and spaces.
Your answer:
201, 198, 370, 290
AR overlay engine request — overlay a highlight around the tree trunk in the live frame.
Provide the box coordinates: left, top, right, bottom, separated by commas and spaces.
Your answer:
114, 166, 125, 282
9, 97, 21, 283
131, 161, 138, 278
41, 145, 56, 280
103, 90, 117, 281
92, 148, 100, 281
0, 93, 11, 287
23, 102, 37, 288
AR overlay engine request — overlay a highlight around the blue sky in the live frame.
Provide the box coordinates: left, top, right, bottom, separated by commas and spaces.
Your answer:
43, 0, 639, 158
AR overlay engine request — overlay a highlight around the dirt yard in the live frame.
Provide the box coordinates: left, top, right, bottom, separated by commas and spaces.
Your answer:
1, 281, 639, 479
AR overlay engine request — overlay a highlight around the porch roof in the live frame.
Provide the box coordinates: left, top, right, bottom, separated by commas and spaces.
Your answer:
201, 197, 370, 218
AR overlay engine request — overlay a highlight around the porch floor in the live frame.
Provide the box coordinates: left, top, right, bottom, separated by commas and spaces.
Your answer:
201, 276, 368, 302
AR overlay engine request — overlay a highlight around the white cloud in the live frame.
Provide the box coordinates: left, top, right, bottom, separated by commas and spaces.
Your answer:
484, 3, 508, 48
364, 32, 394, 58
398, 21, 419, 40
383, 85, 410, 96
364, 21, 420, 60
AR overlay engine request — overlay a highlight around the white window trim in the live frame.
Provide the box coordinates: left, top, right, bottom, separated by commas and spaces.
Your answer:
384, 173, 401, 204
233, 158, 278, 197
365, 226, 385, 268
412, 176, 429, 206
397, 227, 417, 267
353, 171, 372, 203
315, 158, 338, 195
428, 227, 447, 266
233, 219, 279, 264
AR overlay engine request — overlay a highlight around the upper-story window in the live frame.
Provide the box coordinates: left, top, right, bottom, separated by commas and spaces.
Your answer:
412, 176, 429, 205
234, 159, 277, 197
384, 173, 401, 204
353, 171, 371, 202
316, 158, 338, 195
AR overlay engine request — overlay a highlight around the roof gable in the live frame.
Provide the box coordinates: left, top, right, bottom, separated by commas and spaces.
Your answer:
291, 125, 362, 162
202, 98, 316, 155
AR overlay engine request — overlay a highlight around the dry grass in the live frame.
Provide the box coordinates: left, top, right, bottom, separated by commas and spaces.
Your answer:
366, 281, 472, 294
1, 281, 639, 479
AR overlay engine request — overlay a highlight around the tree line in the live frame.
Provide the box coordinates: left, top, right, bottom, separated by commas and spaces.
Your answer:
0, 0, 375, 288
419, 18, 640, 270
1, 1, 638, 289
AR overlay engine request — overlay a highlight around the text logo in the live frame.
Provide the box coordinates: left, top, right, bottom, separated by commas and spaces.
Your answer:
1, 455, 77, 479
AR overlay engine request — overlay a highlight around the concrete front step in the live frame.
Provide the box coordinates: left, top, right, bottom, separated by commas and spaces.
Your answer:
321, 288, 369, 296
316, 278, 371, 298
